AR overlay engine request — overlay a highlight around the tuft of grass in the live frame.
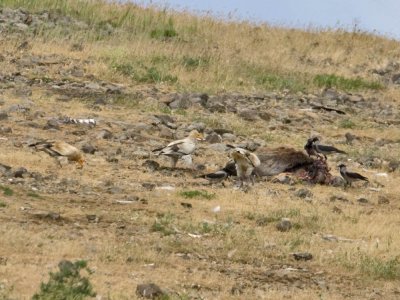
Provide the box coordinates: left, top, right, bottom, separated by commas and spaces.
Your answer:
313, 74, 383, 91
32, 260, 96, 300
27, 192, 41, 198
151, 213, 176, 236
150, 17, 178, 39
182, 56, 210, 69
339, 118, 356, 129
0, 186, 13, 197
254, 209, 300, 226
0, 201, 6, 208
360, 255, 400, 280
256, 73, 307, 92
113, 62, 177, 84
179, 190, 215, 200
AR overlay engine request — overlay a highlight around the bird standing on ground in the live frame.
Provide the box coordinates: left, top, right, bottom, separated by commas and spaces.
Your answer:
310, 137, 346, 160
152, 130, 204, 168
230, 147, 261, 187
29, 140, 85, 168
338, 164, 368, 187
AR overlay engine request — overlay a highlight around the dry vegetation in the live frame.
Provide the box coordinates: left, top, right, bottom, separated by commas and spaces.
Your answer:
0, 1, 400, 299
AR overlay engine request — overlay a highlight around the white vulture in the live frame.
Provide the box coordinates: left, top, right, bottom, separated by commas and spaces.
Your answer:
152, 130, 204, 168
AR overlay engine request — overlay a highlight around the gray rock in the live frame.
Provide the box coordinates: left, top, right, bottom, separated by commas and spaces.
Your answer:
294, 188, 312, 198
44, 119, 60, 130
142, 160, 160, 171
208, 143, 228, 152
276, 218, 292, 232
97, 129, 113, 139
388, 160, 399, 172
13, 167, 28, 178
0, 126, 12, 133
0, 112, 8, 121
207, 102, 226, 113
357, 197, 369, 204
238, 109, 259, 121
187, 122, 205, 132
293, 252, 313, 261
332, 206, 343, 214
81, 143, 97, 154
158, 126, 174, 139
168, 95, 191, 109
205, 133, 222, 144
378, 196, 390, 205
272, 174, 294, 185
136, 283, 165, 299
330, 176, 345, 187
222, 133, 236, 141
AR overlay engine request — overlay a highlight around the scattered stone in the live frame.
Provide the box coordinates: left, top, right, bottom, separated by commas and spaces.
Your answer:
97, 129, 113, 139
158, 125, 174, 139
387, 160, 399, 172
238, 109, 259, 121
357, 197, 369, 204
208, 143, 228, 152
44, 119, 60, 130
13, 167, 28, 178
276, 218, 292, 232
294, 188, 312, 198
205, 132, 222, 144
136, 283, 166, 299
332, 206, 343, 214
86, 214, 99, 223
272, 174, 294, 185
322, 234, 339, 242
329, 195, 350, 203
187, 122, 205, 132
0, 126, 12, 133
30, 211, 62, 221
0, 112, 8, 121
181, 202, 192, 209
377, 196, 390, 205
142, 160, 160, 171
222, 133, 236, 141
330, 176, 345, 187
293, 252, 313, 261
142, 183, 155, 191
81, 143, 97, 154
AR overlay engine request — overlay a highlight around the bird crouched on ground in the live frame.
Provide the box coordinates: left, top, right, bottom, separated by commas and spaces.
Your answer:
198, 161, 236, 184
29, 140, 85, 168
338, 164, 368, 187
230, 147, 261, 187
309, 137, 346, 160
152, 130, 204, 168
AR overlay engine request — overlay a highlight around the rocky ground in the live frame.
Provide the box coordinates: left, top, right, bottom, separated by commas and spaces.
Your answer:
1, 7, 400, 300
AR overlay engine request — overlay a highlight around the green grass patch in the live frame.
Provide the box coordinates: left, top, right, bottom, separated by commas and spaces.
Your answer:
339, 118, 356, 129
360, 255, 400, 280
113, 62, 177, 84
179, 190, 215, 200
182, 56, 210, 69
150, 17, 178, 39
27, 192, 41, 198
0, 185, 13, 197
253, 208, 300, 226
32, 260, 96, 300
151, 213, 176, 236
313, 74, 383, 91
256, 73, 306, 92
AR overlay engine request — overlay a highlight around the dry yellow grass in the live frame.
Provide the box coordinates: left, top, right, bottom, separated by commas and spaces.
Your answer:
0, 1, 400, 299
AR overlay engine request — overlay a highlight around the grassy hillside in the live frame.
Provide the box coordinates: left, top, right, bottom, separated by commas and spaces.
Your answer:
0, 1, 400, 299
2, 0, 399, 94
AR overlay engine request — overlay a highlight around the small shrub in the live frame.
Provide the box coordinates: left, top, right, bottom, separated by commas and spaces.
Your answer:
313, 74, 383, 91
0, 186, 13, 196
27, 192, 41, 198
32, 260, 96, 300
256, 73, 305, 92
182, 56, 209, 69
179, 190, 215, 200
339, 118, 356, 129
151, 213, 176, 236
150, 18, 178, 39
360, 255, 400, 280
